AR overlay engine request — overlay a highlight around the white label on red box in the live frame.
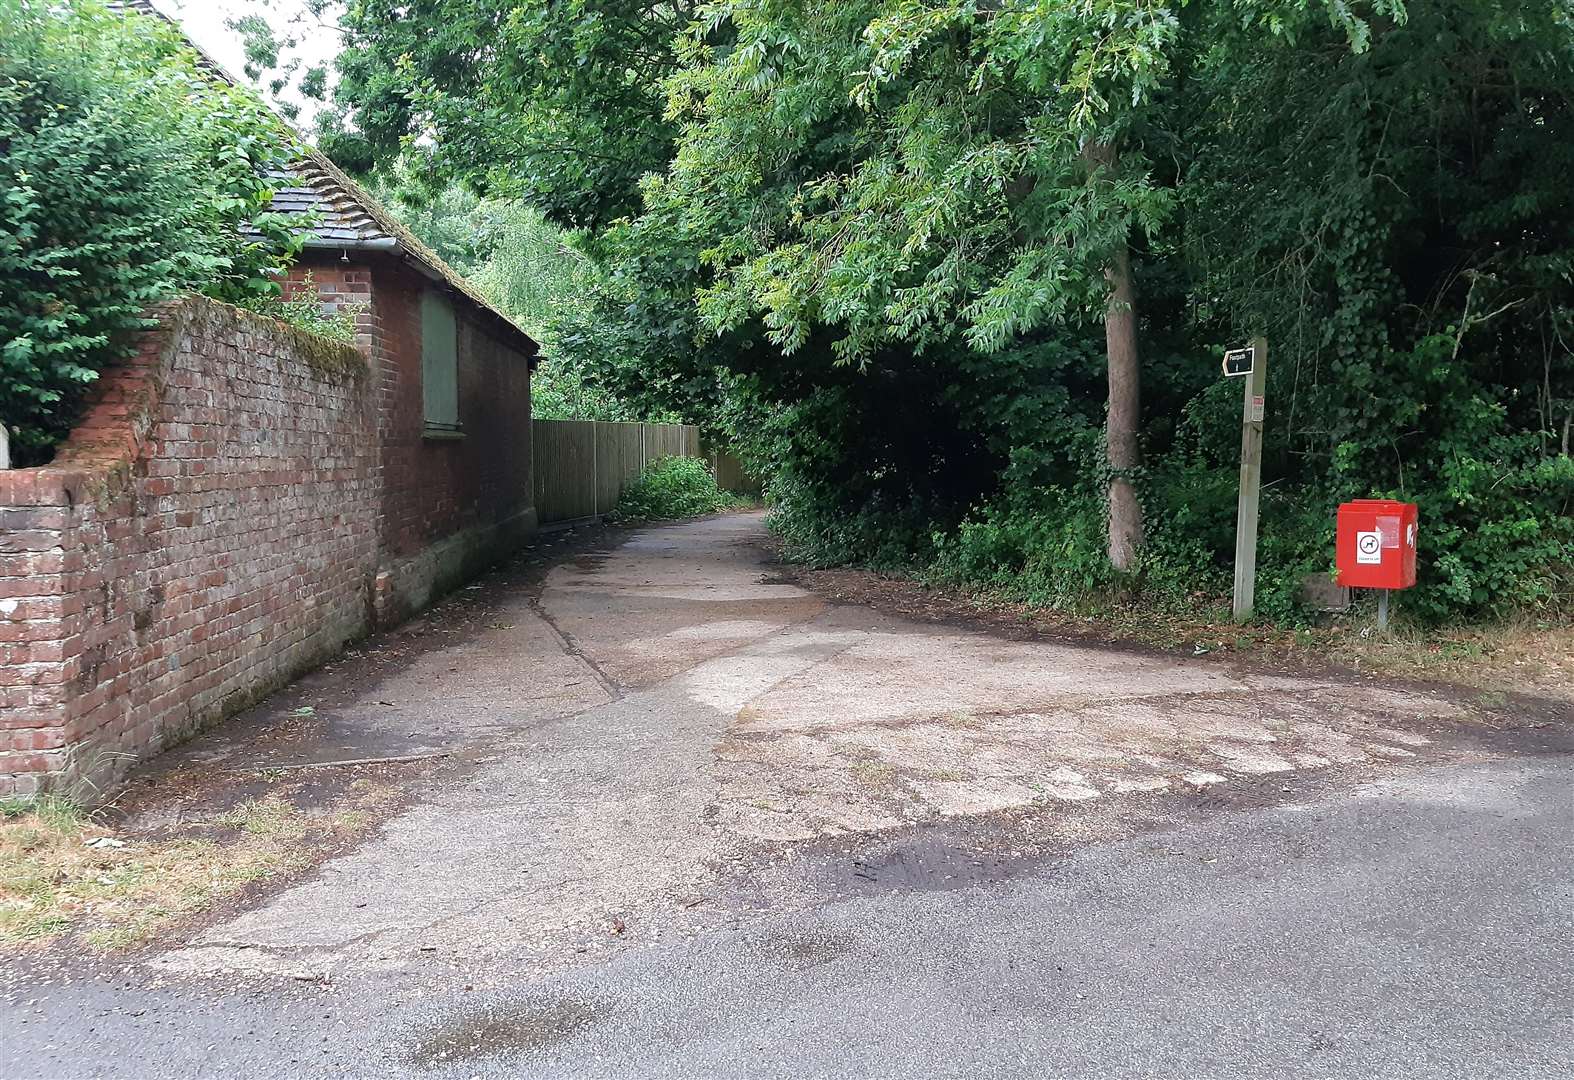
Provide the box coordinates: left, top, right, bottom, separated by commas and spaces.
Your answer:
1356, 531, 1382, 565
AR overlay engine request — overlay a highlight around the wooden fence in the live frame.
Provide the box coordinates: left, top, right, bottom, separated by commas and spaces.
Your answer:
532, 419, 703, 525
710, 448, 759, 496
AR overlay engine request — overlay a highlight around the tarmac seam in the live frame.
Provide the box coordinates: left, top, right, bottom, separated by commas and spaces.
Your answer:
527, 594, 625, 701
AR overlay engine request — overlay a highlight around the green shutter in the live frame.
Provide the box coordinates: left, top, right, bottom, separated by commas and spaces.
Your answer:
420, 290, 459, 430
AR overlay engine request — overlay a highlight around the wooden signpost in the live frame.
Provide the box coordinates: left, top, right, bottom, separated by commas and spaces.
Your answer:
1224, 337, 1267, 622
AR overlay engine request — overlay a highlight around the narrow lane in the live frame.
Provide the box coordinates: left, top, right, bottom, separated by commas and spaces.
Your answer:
144, 512, 1523, 978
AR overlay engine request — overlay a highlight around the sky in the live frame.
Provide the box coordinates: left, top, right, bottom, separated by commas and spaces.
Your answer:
150, 0, 341, 128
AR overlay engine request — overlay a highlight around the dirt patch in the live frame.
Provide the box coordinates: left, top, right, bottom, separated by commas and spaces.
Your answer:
0, 761, 428, 954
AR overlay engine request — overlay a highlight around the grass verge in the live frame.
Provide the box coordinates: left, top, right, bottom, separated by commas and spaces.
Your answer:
0, 779, 399, 952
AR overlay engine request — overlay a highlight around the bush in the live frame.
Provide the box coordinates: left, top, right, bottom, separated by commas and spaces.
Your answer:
0, 0, 299, 465
611, 456, 740, 522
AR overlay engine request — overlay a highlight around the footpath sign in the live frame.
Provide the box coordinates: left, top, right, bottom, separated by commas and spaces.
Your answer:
1226, 337, 1267, 621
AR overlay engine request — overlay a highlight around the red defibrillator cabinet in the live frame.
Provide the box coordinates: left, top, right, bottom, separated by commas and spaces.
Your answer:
1335, 499, 1417, 590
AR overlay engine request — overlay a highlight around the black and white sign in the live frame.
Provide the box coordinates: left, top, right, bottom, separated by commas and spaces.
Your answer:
1223, 346, 1255, 378
1356, 530, 1382, 565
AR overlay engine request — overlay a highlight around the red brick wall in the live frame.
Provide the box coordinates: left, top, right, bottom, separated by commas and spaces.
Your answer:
0, 297, 379, 797
281, 262, 380, 357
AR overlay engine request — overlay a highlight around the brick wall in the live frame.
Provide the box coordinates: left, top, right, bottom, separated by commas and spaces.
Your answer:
0, 297, 379, 797
0, 258, 538, 798
282, 263, 380, 356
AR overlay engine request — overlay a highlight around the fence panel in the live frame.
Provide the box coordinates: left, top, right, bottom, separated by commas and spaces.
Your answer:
532, 419, 597, 523
711, 450, 758, 495
533, 419, 705, 525
595, 421, 644, 513
646, 423, 680, 461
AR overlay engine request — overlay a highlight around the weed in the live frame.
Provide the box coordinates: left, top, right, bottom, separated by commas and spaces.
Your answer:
611, 457, 747, 523
849, 758, 900, 790
0, 795, 84, 829
922, 766, 970, 782
219, 796, 308, 840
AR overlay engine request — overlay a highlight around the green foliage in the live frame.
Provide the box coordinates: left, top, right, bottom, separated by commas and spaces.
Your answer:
0, 0, 299, 464
321, 0, 1573, 625
237, 273, 360, 344
327, 0, 687, 229
1179, 0, 1574, 622
0, 794, 83, 831
611, 456, 742, 523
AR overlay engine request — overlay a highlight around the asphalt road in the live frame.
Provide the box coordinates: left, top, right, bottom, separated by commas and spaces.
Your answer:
5, 754, 1570, 1079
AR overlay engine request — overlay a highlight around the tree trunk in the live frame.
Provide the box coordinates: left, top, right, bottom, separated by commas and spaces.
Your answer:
1103, 233, 1144, 571
1082, 139, 1145, 571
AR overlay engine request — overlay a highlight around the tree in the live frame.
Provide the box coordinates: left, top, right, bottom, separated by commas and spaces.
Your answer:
323, 0, 692, 227
307, 0, 1572, 618
0, 0, 299, 464
664, 0, 1182, 570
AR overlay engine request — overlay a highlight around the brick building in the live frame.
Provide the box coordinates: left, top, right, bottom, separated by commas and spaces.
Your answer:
126, 0, 544, 615
0, 5, 539, 796
274, 152, 541, 620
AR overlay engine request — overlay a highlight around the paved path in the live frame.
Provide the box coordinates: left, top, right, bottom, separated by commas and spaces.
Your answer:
4, 512, 1570, 1076
139, 512, 1525, 977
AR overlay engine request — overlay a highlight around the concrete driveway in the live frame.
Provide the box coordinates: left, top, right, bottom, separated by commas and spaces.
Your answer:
4, 512, 1570, 1077
133, 510, 1516, 973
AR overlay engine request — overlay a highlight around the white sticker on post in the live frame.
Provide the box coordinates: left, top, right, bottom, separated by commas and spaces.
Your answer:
1356, 530, 1382, 565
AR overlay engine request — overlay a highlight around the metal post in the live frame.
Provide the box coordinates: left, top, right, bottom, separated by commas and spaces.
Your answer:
1377, 588, 1389, 631
1232, 336, 1268, 622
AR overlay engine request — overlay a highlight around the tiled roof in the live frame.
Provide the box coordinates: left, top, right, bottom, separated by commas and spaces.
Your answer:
278, 154, 531, 348
266, 166, 393, 247
105, 0, 536, 354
